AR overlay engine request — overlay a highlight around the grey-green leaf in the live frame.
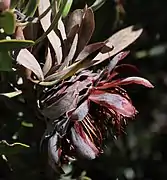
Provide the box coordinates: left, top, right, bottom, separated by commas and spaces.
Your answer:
16, 49, 44, 81
92, 26, 143, 66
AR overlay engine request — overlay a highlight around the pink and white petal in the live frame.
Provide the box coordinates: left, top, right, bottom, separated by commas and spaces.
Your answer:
120, 77, 154, 88
71, 124, 99, 159
70, 100, 89, 121
89, 90, 136, 117
96, 79, 122, 90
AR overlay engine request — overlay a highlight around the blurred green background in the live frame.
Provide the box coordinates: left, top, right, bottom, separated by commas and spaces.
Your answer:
1, 0, 167, 179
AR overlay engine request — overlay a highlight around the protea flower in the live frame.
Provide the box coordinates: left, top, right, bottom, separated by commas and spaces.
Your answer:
16, 1, 153, 173
40, 51, 153, 171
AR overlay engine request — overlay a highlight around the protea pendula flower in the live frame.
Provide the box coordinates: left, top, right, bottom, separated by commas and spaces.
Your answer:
16, 2, 153, 173
40, 52, 153, 171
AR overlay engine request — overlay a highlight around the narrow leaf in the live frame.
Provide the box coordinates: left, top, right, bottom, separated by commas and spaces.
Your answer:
0, 90, 22, 98
38, 0, 68, 64
75, 42, 105, 62
75, 7, 95, 57
0, 140, 29, 155
58, 19, 67, 40
59, 33, 78, 70
91, 0, 107, 11
43, 47, 52, 76
16, 49, 44, 81
93, 26, 143, 65
23, 0, 40, 17
62, 0, 73, 18
114, 64, 139, 75
39, 57, 92, 86
66, 9, 83, 35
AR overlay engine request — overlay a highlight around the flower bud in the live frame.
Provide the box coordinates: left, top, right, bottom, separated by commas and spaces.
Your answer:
0, 0, 10, 11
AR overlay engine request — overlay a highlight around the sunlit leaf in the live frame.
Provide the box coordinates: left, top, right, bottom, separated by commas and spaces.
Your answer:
43, 47, 52, 76
97, 76, 154, 89
21, 121, 33, 128
93, 26, 143, 65
41, 57, 92, 86
37, 0, 68, 64
62, 0, 73, 18
91, 0, 107, 11
59, 33, 78, 70
16, 49, 44, 81
0, 90, 22, 97
0, 140, 29, 155
38, 0, 62, 64
75, 42, 105, 62
58, 19, 67, 40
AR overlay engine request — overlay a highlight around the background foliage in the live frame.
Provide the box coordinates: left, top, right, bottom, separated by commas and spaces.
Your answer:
1, 0, 167, 180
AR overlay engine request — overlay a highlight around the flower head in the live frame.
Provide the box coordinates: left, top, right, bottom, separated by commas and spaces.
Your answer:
15, 2, 153, 173
40, 51, 153, 170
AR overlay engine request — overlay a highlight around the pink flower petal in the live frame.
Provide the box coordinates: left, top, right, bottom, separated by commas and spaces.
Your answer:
71, 123, 99, 159
120, 76, 154, 88
70, 100, 89, 121
89, 90, 136, 117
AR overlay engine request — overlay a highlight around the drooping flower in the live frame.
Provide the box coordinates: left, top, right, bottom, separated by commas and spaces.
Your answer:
15, 2, 153, 173
40, 51, 153, 170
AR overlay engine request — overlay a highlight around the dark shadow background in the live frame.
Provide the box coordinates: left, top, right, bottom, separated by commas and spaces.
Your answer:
1, 0, 167, 180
